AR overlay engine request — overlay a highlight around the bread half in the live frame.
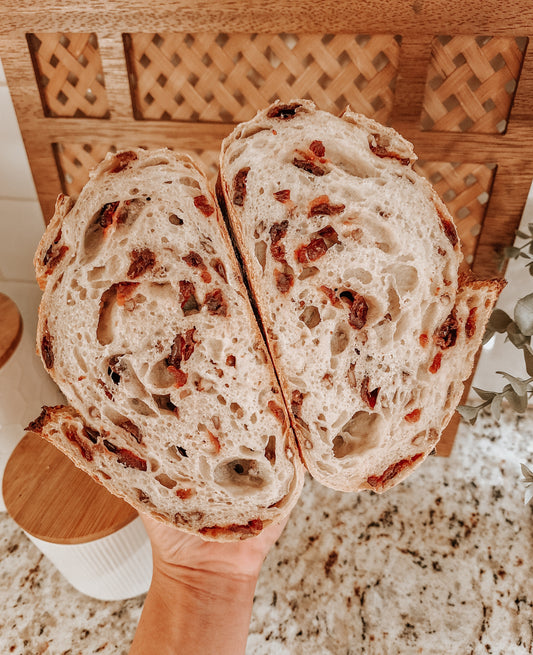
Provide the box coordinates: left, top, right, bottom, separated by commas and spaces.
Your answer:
218, 99, 505, 492
30, 149, 304, 540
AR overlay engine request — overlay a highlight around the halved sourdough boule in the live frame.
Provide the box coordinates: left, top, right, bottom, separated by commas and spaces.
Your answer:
218, 99, 504, 492
30, 149, 304, 541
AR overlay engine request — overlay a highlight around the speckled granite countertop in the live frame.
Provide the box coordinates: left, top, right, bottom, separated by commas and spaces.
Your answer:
1, 406, 532, 655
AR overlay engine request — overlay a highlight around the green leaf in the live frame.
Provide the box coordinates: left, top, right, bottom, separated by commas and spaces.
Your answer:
528, 223, 533, 236
507, 321, 530, 348
521, 463, 533, 483
515, 293, 533, 336
504, 246, 521, 259
503, 386, 528, 413
456, 404, 481, 424
491, 393, 503, 421
524, 485, 533, 505
472, 387, 497, 401
516, 230, 530, 240
523, 346, 533, 377
496, 371, 529, 396
488, 309, 512, 333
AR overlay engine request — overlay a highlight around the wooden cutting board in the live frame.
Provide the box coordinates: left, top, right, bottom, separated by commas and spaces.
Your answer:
0, 292, 22, 369
3, 432, 138, 545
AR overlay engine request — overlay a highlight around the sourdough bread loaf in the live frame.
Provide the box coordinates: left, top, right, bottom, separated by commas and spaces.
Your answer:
218, 99, 504, 492
30, 149, 304, 540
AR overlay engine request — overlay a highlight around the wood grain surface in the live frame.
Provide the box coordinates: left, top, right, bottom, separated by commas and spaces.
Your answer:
3, 433, 138, 544
0, 0, 532, 35
0, 293, 22, 369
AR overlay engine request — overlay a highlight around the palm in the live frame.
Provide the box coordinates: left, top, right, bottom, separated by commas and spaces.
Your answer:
141, 513, 288, 580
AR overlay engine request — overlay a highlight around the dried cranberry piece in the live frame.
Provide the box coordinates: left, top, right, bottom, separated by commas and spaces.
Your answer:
368, 134, 410, 166
82, 426, 100, 444
65, 427, 93, 461
233, 167, 250, 206
109, 151, 138, 173
308, 195, 345, 217
429, 352, 442, 374
360, 377, 380, 409
348, 294, 368, 330
127, 248, 156, 279
168, 367, 188, 388
309, 140, 325, 157
274, 269, 294, 293
205, 289, 228, 316
404, 409, 421, 423
119, 419, 143, 444
117, 448, 147, 471
268, 401, 286, 427
97, 201, 120, 229
465, 307, 477, 338
367, 453, 424, 489
179, 280, 200, 315
183, 251, 204, 268
273, 189, 291, 203
306, 238, 328, 261
293, 157, 326, 176
115, 282, 139, 306
41, 327, 54, 369
270, 220, 289, 245
193, 195, 215, 217
290, 390, 304, 417
266, 103, 302, 119
435, 310, 458, 349
211, 258, 227, 283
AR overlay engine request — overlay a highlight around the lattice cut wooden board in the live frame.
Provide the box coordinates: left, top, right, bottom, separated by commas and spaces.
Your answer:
420, 35, 527, 133
27, 32, 109, 118
124, 32, 402, 124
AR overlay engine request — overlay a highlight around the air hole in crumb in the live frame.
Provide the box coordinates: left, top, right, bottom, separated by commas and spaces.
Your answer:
299, 305, 321, 329
230, 402, 244, 418
255, 240, 267, 270
214, 459, 266, 491
179, 176, 201, 189
264, 434, 276, 465
333, 411, 382, 458
169, 214, 183, 225
156, 473, 177, 489
331, 322, 350, 354
298, 266, 319, 280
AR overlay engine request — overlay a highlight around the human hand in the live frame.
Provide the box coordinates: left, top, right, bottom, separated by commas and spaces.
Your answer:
130, 514, 290, 655
141, 513, 289, 582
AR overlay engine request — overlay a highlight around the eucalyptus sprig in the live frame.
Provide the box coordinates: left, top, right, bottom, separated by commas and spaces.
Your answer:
522, 464, 533, 505
456, 227, 533, 503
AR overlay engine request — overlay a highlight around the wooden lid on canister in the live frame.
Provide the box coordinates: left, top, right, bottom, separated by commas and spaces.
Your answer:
3, 432, 138, 544
0, 292, 22, 368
